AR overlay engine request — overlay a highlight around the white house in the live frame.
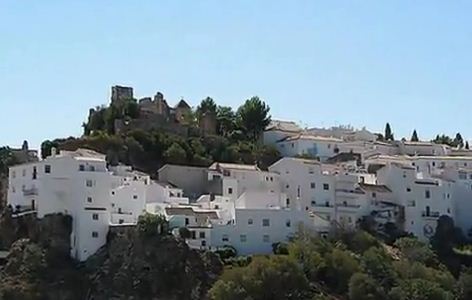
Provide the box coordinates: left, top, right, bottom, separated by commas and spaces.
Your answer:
275, 134, 343, 161
7, 148, 152, 261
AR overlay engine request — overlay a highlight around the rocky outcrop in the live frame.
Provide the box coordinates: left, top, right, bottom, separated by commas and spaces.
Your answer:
86, 226, 223, 300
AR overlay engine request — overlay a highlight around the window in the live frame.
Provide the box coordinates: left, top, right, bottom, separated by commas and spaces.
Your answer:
191, 231, 196, 239
311, 200, 316, 206
425, 190, 431, 199
263, 235, 270, 243
87, 197, 92, 203
86, 180, 93, 187
286, 219, 291, 227
92, 231, 99, 238
214, 205, 219, 209
291, 143, 294, 148
79, 165, 85, 171
323, 183, 329, 191
92, 213, 99, 220
447, 208, 451, 214
310, 182, 316, 189
201, 240, 206, 247
222, 234, 229, 242
326, 215, 331, 221
111, 191, 115, 195
286, 198, 290, 206
348, 216, 352, 223
406, 187, 411, 192
44, 165, 51, 174
32, 167, 37, 179
285, 184, 290, 189
262, 218, 270, 227
133, 195, 138, 199
185, 218, 189, 225
432, 162, 436, 167
308, 168, 314, 174
119, 219, 124, 224
199, 231, 206, 239
248, 218, 253, 225
240, 234, 247, 242
90, 165, 95, 171
228, 187, 233, 194
372, 192, 376, 198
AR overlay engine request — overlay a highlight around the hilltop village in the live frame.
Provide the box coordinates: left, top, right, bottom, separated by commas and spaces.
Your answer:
5, 85, 472, 261
3, 86, 472, 299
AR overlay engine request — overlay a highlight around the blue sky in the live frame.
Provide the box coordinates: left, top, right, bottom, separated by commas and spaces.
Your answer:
1, 1, 472, 149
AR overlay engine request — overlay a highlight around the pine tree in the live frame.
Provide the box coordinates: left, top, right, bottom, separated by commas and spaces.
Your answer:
466, 141, 470, 150
411, 130, 419, 142
454, 133, 464, 148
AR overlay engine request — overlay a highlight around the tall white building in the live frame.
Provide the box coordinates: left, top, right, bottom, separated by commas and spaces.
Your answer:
7, 148, 152, 261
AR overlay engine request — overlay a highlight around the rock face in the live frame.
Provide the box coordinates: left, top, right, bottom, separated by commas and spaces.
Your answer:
86, 226, 223, 300
0, 213, 223, 300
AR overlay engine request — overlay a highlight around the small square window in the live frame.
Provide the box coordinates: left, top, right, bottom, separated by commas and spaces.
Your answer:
185, 218, 189, 225
323, 183, 329, 191
263, 234, 270, 243
86, 179, 93, 187
222, 234, 229, 242
92, 231, 99, 238
92, 213, 99, 220
406, 187, 411, 192
286, 219, 291, 227
262, 219, 270, 227
199, 231, 206, 239
228, 187, 233, 194
425, 190, 431, 199
310, 182, 316, 189
79, 165, 85, 171
45, 165, 51, 174
119, 219, 124, 224
240, 234, 247, 242
248, 218, 253, 225
133, 195, 138, 199
87, 197, 92, 203
372, 192, 376, 198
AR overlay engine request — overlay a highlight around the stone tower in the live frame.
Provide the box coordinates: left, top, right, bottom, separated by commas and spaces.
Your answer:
111, 85, 134, 106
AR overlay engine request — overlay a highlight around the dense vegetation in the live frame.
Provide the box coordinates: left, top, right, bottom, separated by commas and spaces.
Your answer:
41, 96, 280, 175
209, 219, 472, 300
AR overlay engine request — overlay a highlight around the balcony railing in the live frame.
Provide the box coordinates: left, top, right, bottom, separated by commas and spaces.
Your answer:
422, 211, 440, 218
23, 187, 38, 196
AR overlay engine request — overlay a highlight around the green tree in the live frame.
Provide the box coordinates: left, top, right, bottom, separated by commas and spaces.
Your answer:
454, 133, 464, 148
40, 140, 60, 159
137, 213, 168, 237
196, 97, 217, 119
388, 279, 453, 300
466, 141, 470, 150
411, 129, 419, 142
0, 147, 18, 175
394, 237, 437, 266
216, 106, 237, 137
236, 96, 271, 141
323, 248, 360, 293
385, 123, 394, 141
209, 256, 310, 300
163, 143, 187, 165
348, 272, 385, 300
457, 268, 472, 300
361, 247, 397, 289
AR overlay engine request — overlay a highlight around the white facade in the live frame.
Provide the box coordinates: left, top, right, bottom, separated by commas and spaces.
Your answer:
276, 134, 343, 161
7, 149, 152, 261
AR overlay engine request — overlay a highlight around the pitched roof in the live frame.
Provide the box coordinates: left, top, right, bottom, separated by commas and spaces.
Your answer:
265, 120, 302, 133
164, 207, 219, 219
209, 162, 260, 172
278, 134, 343, 143
175, 99, 190, 109
359, 183, 392, 193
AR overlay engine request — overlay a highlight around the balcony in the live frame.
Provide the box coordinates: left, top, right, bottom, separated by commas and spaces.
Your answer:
23, 187, 38, 196
422, 211, 440, 219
